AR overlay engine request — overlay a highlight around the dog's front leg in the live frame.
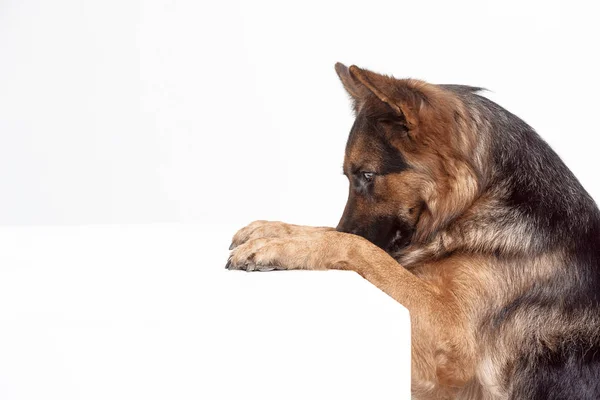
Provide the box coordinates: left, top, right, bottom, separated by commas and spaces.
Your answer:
227, 221, 436, 311
226, 221, 474, 398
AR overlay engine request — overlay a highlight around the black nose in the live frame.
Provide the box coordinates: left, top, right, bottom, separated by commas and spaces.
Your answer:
336, 223, 359, 236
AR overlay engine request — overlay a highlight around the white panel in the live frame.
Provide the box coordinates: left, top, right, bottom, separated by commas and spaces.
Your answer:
0, 225, 410, 399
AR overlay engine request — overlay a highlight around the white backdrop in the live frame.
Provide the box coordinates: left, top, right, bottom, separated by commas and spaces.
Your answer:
1, 1, 599, 399
1, 0, 599, 226
0, 225, 411, 399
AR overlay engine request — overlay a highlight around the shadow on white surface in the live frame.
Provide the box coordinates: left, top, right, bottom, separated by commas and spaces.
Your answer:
0, 225, 410, 399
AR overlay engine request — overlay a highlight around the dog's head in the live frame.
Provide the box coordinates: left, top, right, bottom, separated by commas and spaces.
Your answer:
335, 63, 483, 256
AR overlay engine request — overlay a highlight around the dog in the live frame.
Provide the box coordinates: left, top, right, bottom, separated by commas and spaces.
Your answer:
225, 63, 600, 399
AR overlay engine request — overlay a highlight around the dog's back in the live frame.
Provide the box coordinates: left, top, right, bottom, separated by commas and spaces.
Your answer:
447, 86, 600, 399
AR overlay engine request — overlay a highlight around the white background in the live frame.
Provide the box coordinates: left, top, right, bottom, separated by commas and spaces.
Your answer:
0, 226, 410, 399
1, 0, 599, 226
1, 1, 599, 399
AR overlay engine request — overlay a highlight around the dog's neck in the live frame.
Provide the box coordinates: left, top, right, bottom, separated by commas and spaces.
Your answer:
394, 188, 540, 268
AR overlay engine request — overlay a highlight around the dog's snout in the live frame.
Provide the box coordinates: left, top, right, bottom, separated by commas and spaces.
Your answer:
336, 224, 347, 233
337, 206, 360, 234
336, 221, 360, 236
336, 220, 353, 234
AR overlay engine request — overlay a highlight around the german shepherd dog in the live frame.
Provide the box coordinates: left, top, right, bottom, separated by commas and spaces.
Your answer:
226, 63, 600, 399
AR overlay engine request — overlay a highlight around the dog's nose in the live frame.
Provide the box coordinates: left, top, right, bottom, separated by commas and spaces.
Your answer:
336, 224, 359, 235
335, 223, 349, 233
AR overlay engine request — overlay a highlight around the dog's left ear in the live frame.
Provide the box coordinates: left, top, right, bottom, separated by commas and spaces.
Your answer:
335, 63, 421, 128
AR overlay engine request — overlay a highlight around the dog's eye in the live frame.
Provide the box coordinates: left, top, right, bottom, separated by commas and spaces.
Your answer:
362, 172, 375, 182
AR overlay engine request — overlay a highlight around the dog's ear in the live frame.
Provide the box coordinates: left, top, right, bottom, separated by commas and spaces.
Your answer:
347, 65, 420, 128
335, 62, 368, 112
335, 63, 422, 127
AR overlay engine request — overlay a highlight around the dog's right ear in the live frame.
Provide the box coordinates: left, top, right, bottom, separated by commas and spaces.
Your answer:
335, 62, 369, 113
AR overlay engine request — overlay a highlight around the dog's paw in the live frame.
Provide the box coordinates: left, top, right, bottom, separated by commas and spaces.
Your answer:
225, 237, 290, 272
228, 220, 298, 250
229, 221, 334, 250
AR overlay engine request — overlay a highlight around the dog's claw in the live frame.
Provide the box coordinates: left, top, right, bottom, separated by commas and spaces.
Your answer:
229, 242, 235, 250
225, 258, 232, 269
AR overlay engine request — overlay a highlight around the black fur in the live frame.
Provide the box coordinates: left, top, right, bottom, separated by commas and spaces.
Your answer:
511, 340, 600, 399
